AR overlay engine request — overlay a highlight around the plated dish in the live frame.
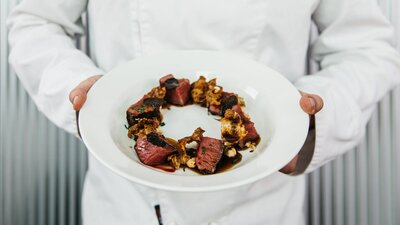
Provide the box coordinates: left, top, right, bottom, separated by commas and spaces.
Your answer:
79, 51, 308, 192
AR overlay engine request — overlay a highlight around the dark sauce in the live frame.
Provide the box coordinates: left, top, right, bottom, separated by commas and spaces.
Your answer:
186, 148, 197, 157
237, 136, 261, 151
255, 136, 261, 147
215, 152, 242, 173
187, 167, 203, 175
186, 152, 243, 175
151, 164, 176, 173
162, 103, 171, 110
165, 137, 179, 149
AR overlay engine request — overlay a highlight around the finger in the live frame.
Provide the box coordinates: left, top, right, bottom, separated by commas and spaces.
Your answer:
279, 154, 299, 174
69, 89, 88, 111
69, 75, 102, 111
299, 94, 324, 115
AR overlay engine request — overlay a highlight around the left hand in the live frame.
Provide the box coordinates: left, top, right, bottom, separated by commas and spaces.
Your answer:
279, 92, 324, 174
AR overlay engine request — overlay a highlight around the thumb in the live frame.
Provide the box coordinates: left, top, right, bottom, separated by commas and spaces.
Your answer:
299, 93, 324, 115
69, 75, 102, 111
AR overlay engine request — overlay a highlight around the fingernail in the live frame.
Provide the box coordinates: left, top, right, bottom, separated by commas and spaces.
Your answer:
308, 96, 316, 114
73, 95, 79, 105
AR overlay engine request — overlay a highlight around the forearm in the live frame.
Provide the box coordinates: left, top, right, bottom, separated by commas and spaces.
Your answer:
7, 0, 104, 136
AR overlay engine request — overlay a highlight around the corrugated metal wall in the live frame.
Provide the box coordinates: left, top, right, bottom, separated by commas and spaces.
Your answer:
0, 0, 399, 225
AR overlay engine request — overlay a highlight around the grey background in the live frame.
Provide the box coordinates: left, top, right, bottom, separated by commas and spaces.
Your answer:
1, 0, 399, 225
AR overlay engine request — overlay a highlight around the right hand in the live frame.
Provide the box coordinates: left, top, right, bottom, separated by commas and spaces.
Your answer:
69, 75, 103, 111
279, 91, 323, 174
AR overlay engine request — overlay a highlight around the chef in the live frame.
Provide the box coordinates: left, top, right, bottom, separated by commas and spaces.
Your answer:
7, 0, 400, 224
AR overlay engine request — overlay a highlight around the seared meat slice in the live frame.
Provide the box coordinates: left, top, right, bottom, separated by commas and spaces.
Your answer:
159, 74, 175, 86
208, 92, 237, 116
208, 104, 221, 115
160, 74, 191, 106
237, 120, 260, 149
220, 109, 247, 143
166, 79, 191, 106
126, 97, 165, 126
195, 137, 224, 174
231, 104, 250, 122
134, 132, 177, 166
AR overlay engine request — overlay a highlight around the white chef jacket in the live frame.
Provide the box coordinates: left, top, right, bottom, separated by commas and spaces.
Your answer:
7, 0, 400, 224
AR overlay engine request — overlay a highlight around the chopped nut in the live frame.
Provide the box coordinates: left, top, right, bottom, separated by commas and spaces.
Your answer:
206, 86, 223, 106
225, 148, 237, 158
127, 118, 160, 139
238, 96, 246, 107
180, 154, 191, 165
245, 142, 256, 150
191, 76, 208, 104
168, 155, 181, 170
186, 157, 196, 168
224, 141, 234, 147
147, 86, 166, 99
220, 109, 247, 143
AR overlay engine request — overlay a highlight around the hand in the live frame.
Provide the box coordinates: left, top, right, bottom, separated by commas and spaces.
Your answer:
69, 75, 103, 111
279, 92, 324, 174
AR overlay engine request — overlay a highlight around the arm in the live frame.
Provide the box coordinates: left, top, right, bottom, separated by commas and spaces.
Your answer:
7, 0, 104, 136
294, 0, 400, 172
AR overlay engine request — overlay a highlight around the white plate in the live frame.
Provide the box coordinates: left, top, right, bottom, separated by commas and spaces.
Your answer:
79, 51, 308, 192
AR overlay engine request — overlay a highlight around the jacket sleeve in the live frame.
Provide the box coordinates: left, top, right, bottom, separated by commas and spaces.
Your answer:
7, 0, 104, 137
294, 0, 400, 172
